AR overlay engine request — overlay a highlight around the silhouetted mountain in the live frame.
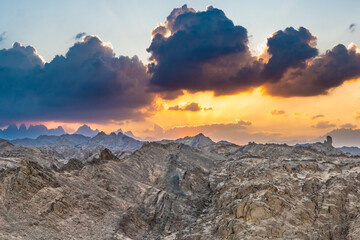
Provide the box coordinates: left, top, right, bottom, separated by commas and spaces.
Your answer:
0, 124, 65, 140
74, 124, 99, 137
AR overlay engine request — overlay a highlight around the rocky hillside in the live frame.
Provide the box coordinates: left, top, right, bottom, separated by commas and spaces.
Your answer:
79, 131, 143, 151
1, 136, 360, 239
12, 134, 90, 148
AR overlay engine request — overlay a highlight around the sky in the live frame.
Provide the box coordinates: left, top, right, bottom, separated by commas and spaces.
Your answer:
1, 0, 360, 144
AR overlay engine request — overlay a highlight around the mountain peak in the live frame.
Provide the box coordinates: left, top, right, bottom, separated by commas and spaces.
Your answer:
177, 133, 214, 147
96, 131, 106, 137
113, 128, 123, 134
75, 124, 99, 137
195, 133, 205, 137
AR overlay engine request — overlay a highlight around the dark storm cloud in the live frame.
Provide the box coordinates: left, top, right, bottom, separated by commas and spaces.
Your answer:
75, 32, 86, 40
168, 102, 212, 111
0, 42, 44, 69
0, 36, 153, 124
349, 23, 356, 33
262, 27, 318, 81
147, 5, 260, 97
147, 5, 360, 98
266, 44, 360, 96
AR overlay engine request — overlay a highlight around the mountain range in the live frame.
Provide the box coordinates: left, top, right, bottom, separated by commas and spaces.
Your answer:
4, 123, 360, 149
0, 124, 101, 140
0, 124, 65, 140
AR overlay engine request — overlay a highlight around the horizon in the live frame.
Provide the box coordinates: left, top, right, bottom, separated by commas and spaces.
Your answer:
2, 122, 360, 148
1, 1, 360, 145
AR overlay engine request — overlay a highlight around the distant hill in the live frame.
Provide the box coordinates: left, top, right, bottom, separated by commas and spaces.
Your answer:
0, 124, 65, 140
74, 124, 99, 137
11, 134, 90, 147
338, 146, 360, 156
79, 132, 144, 151
159, 133, 215, 148
0, 139, 15, 152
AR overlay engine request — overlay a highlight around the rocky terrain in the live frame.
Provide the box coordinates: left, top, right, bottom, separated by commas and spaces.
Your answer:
1, 135, 360, 239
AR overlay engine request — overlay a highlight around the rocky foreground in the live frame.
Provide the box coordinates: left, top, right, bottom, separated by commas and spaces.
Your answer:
1, 136, 360, 239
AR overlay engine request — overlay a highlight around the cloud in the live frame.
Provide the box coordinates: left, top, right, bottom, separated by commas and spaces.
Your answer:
0, 42, 44, 70
270, 109, 285, 115
168, 102, 213, 111
143, 124, 165, 140
262, 27, 318, 81
147, 5, 260, 97
312, 121, 336, 129
311, 114, 324, 120
0, 32, 5, 42
349, 23, 356, 33
294, 112, 309, 119
0, 35, 154, 124
266, 44, 360, 96
147, 5, 360, 98
354, 110, 360, 119
341, 123, 357, 129
75, 32, 87, 40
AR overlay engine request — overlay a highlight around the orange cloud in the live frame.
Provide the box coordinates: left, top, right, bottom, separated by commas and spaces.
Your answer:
312, 121, 336, 129
270, 109, 286, 115
354, 110, 360, 119
294, 112, 310, 119
311, 114, 325, 120
341, 123, 357, 129
168, 102, 213, 112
